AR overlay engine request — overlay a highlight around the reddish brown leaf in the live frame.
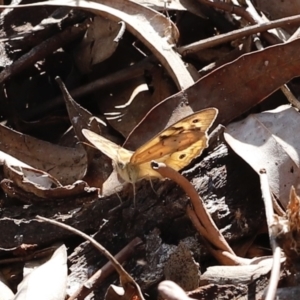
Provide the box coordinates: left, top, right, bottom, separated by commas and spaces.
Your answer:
125, 38, 300, 149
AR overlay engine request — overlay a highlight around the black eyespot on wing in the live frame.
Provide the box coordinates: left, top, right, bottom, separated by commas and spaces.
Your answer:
192, 118, 200, 123
172, 125, 184, 131
179, 154, 186, 160
190, 127, 201, 132
159, 135, 169, 141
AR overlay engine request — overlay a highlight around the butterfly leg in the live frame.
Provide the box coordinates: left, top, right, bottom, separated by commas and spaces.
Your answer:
115, 191, 123, 203
132, 183, 136, 207
113, 183, 136, 207
148, 177, 158, 196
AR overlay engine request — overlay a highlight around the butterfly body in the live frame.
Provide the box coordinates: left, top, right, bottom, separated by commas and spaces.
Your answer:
82, 108, 218, 187
114, 154, 138, 183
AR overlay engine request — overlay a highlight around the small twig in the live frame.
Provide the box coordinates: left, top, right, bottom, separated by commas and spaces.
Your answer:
0, 245, 57, 265
68, 237, 143, 300
22, 56, 155, 119
197, 0, 256, 23
151, 161, 250, 265
259, 169, 282, 300
177, 14, 300, 56
196, 0, 280, 44
114, 21, 126, 43
36, 215, 145, 300
0, 20, 89, 84
248, 3, 300, 111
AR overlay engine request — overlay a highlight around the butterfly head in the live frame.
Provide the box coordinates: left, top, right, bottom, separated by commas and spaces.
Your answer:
116, 161, 125, 170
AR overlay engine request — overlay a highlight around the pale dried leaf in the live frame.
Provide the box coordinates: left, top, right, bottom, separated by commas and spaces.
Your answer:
135, 0, 206, 17
2, 163, 96, 201
0, 124, 87, 185
0, 271, 14, 300
14, 244, 67, 300
200, 256, 284, 285
57, 77, 114, 188
158, 281, 192, 300
224, 105, 300, 208
100, 65, 176, 137
105, 285, 126, 300
74, 16, 120, 73
0, 151, 32, 168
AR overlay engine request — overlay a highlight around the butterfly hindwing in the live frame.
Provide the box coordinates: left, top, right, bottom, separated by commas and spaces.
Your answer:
162, 138, 208, 171
130, 108, 218, 165
135, 162, 163, 180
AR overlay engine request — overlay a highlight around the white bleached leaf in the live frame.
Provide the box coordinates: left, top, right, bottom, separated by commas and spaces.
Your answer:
14, 244, 68, 300
224, 105, 300, 208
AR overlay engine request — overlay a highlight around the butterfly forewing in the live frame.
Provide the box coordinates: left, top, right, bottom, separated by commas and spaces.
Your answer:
130, 108, 218, 165
82, 129, 133, 162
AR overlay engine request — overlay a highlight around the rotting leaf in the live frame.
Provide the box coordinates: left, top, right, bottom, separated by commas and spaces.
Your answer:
56, 77, 113, 189
125, 38, 300, 149
99, 65, 177, 137
0, 123, 87, 185
55, 77, 103, 144
73, 16, 121, 73
1, 162, 98, 203
224, 105, 300, 208
254, 0, 300, 34
0, 0, 194, 90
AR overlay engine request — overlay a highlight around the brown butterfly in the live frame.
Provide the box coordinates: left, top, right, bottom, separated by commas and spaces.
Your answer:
82, 108, 218, 198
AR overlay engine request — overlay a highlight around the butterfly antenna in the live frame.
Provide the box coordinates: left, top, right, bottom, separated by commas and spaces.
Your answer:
79, 140, 99, 150
149, 177, 158, 196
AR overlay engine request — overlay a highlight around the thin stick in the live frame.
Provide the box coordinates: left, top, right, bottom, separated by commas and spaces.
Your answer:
177, 14, 300, 56
23, 56, 155, 119
197, 0, 256, 23
36, 215, 145, 300
0, 20, 89, 84
151, 161, 251, 265
196, 0, 280, 44
247, 2, 300, 111
68, 237, 143, 300
259, 169, 282, 300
